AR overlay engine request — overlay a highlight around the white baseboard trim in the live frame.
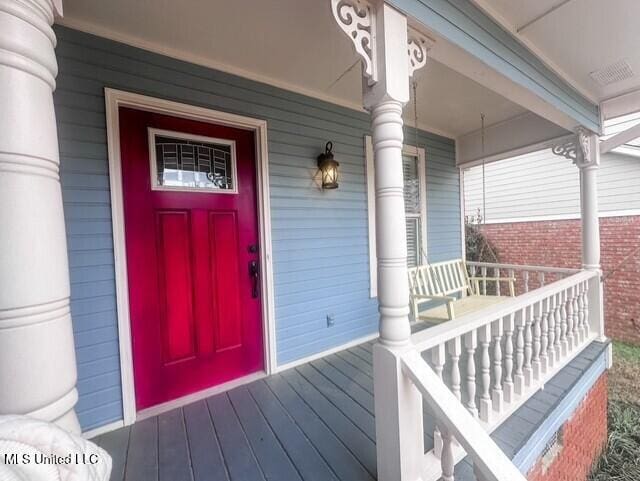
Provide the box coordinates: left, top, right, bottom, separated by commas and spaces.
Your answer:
275, 332, 379, 373
83, 420, 125, 439
136, 371, 267, 422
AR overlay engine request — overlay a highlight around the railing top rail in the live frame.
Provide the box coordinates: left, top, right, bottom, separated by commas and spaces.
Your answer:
402, 351, 527, 481
411, 270, 596, 353
466, 261, 580, 275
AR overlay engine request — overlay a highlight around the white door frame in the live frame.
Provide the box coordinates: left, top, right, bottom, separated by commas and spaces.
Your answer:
104, 88, 276, 425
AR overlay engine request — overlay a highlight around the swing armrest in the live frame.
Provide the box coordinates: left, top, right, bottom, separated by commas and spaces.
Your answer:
468, 276, 516, 282
412, 294, 457, 301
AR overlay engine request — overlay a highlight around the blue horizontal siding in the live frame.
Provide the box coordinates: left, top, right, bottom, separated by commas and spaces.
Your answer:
389, 0, 600, 132
53, 26, 461, 430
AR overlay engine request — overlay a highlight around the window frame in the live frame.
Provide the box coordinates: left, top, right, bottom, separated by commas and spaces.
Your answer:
148, 127, 239, 194
365, 135, 428, 298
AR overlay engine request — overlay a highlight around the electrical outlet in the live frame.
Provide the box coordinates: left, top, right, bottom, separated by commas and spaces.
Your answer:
326, 314, 335, 327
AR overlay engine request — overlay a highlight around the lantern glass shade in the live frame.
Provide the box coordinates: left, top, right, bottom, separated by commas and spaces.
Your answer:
317, 141, 339, 189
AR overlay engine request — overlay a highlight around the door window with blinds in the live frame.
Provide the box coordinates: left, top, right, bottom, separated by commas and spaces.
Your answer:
365, 136, 428, 297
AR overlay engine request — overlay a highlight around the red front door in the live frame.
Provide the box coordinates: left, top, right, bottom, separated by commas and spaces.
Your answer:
119, 107, 264, 410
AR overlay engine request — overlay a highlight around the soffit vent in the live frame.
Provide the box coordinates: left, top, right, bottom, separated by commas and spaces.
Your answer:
590, 59, 634, 86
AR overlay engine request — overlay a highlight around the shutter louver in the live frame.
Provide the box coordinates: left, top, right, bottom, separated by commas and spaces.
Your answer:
403, 155, 420, 214
406, 217, 420, 268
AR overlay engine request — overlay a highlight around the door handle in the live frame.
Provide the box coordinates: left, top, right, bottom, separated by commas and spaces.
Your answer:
248, 260, 260, 298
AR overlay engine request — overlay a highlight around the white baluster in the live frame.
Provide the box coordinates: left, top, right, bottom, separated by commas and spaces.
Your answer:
523, 271, 530, 293
441, 429, 455, 481
448, 337, 462, 402
464, 330, 478, 418
582, 281, 590, 339
547, 294, 557, 367
431, 344, 446, 458
481, 267, 487, 295
503, 313, 515, 403
479, 325, 492, 422
565, 287, 575, 351
491, 319, 504, 414
554, 292, 563, 360
523, 305, 533, 386
494, 267, 501, 296
572, 284, 581, 344
539, 271, 546, 287
470, 265, 477, 294
514, 309, 525, 395
532, 301, 542, 380
559, 290, 569, 357
539, 298, 549, 375
509, 269, 515, 295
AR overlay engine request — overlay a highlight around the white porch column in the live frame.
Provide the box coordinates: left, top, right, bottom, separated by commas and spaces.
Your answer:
553, 129, 605, 340
577, 130, 606, 340
577, 131, 601, 271
0, 0, 80, 432
332, 2, 430, 479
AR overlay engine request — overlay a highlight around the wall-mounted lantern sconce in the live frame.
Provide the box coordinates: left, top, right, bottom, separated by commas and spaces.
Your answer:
317, 141, 339, 189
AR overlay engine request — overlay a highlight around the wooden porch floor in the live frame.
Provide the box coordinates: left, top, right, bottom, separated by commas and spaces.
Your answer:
95, 339, 607, 481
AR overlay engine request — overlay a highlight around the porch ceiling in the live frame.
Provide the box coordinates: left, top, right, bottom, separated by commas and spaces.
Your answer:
58, 0, 527, 139
476, 0, 640, 102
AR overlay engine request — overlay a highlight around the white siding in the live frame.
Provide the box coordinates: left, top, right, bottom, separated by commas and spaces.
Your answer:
464, 149, 640, 222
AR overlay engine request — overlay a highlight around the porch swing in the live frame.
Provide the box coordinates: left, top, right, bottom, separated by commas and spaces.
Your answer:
408, 108, 514, 323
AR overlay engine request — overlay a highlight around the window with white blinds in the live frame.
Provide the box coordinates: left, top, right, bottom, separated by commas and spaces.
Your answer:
365, 136, 428, 297
403, 154, 423, 268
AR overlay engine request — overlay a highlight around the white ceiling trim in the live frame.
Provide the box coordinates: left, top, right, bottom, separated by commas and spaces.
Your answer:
469, 0, 597, 104
56, 17, 457, 140
600, 88, 640, 121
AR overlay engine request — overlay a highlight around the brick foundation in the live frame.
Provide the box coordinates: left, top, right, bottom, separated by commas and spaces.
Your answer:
480, 215, 640, 344
527, 374, 608, 481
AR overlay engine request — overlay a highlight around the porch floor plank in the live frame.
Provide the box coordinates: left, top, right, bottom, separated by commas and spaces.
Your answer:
322, 353, 374, 394
95, 339, 607, 481
265, 374, 374, 481
334, 350, 373, 377
295, 363, 376, 440
349, 345, 373, 365
207, 394, 266, 481
124, 417, 158, 481
183, 400, 230, 481
310, 358, 375, 414
158, 408, 192, 481
280, 369, 378, 475
247, 380, 340, 481
94, 424, 129, 481
228, 386, 302, 481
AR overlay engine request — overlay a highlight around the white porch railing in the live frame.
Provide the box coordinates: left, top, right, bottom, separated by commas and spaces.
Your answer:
467, 261, 580, 296
395, 268, 601, 481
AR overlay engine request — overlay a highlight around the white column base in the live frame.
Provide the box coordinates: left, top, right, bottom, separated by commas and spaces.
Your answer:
374, 344, 424, 481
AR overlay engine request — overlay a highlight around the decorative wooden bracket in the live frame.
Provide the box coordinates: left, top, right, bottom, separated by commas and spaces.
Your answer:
552, 127, 599, 168
408, 26, 433, 77
330, 0, 433, 85
551, 139, 577, 161
331, 0, 377, 82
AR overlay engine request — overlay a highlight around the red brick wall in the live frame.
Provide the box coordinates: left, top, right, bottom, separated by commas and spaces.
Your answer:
480, 216, 640, 345
527, 374, 608, 481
